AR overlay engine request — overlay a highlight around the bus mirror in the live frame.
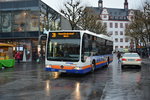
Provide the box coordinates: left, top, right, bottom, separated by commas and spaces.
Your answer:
90, 52, 93, 56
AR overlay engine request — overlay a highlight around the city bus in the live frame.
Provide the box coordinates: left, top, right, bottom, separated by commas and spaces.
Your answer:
45, 30, 113, 74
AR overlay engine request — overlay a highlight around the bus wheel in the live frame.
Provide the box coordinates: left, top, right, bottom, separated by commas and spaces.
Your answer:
121, 65, 124, 69
106, 57, 110, 67
91, 62, 95, 72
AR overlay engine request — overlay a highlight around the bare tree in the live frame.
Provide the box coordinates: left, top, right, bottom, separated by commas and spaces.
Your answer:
60, 1, 106, 34
144, 2, 150, 42
60, 0, 84, 30
79, 8, 107, 34
125, 2, 150, 48
125, 11, 147, 47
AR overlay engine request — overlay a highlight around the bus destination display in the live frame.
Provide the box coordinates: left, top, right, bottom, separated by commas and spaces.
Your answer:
49, 32, 80, 39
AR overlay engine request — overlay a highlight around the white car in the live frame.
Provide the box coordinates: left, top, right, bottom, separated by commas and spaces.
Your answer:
121, 53, 142, 68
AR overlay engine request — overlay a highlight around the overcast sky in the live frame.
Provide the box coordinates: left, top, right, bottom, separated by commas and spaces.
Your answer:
42, 0, 147, 12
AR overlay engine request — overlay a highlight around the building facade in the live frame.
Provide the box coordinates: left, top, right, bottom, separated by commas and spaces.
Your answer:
0, 0, 71, 62
90, 0, 135, 51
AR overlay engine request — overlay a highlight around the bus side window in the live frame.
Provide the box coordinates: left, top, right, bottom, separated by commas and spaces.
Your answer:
82, 34, 91, 62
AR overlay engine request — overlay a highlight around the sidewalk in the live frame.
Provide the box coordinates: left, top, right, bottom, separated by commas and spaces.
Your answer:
142, 57, 150, 64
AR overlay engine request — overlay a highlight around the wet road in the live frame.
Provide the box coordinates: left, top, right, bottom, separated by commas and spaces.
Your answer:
0, 55, 150, 100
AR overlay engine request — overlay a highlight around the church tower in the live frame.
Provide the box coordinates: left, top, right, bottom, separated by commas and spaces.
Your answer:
98, 0, 103, 8
124, 0, 128, 11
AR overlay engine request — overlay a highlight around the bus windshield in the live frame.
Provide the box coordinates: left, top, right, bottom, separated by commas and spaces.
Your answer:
47, 32, 80, 62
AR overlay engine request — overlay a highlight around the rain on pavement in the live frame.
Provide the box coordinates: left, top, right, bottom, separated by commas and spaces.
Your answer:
0, 54, 150, 100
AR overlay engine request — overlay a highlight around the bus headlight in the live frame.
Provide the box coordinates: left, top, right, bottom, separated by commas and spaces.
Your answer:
74, 66, 82, 70
46, 65, 52, 68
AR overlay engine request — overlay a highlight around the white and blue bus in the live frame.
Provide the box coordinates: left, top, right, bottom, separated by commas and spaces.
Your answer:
45, 30, 113, 74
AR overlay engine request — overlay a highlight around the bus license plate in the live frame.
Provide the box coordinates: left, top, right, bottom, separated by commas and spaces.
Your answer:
59, 70, 66, 72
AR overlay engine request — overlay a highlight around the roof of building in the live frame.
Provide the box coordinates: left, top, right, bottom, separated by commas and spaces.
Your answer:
0, 0, 39, 10
87, 7, 130, 21
87, 7, 101, 15
107, 8, 128, 16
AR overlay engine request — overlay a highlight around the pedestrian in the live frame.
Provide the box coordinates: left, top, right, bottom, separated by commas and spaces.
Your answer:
117, 51, 121, 63
15, 51, 21, 63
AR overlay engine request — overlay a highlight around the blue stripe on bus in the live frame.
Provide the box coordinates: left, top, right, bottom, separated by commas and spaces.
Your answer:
45, 60, 113, 74
45, 67, 91, 74
95, 62, 107, 68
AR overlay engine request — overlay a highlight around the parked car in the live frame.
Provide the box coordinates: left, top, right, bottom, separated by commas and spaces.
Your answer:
121, 53, 142, 68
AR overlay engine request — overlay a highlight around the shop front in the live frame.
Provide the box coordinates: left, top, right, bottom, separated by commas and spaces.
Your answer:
0, 43, 15, 69
0, 39, 38, 62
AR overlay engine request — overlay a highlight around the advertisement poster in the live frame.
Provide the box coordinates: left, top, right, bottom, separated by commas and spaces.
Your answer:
2, 13, 11, 32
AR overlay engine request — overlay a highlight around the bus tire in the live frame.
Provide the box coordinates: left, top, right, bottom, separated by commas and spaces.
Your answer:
106, 57, 110, 67
121, 65, 124, 69
91, 61, 96, 72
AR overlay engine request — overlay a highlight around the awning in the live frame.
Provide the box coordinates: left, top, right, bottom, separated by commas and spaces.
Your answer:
0, 43, 15, 47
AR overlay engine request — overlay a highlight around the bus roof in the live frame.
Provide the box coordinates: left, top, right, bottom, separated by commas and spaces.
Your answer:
48, 30, 113, 41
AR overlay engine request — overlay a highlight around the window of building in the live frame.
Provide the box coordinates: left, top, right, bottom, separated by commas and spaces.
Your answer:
110, 23, 113, 28
115, 38, 118, 42
120, 16, 122, 19
0, 13, 1, 32
131, 16, 134, 20
115, 23, 118, 28
104, 15, 107, 18
0, 9, 61, 33
115, 31, 118, 35
120, 23, 123, 28
104, 22, 107, 27
120, 38, 123, 42
124, 16, 127, 20
109, 16, 113, 19
119, 16, 122, 19
115, 46, 118, 49
125, 46, 128, 48
120, 31, 123, 35
120, 46, 123, 48
125, 38, 129, 42
1, 12, 11, 32
0, 11, 40, 32
125, 23, 128, 28
109, 31, 113, 35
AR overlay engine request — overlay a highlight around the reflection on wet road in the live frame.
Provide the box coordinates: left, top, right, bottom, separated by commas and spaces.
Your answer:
101, 56, 143, 100
0, 54, 150, 100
